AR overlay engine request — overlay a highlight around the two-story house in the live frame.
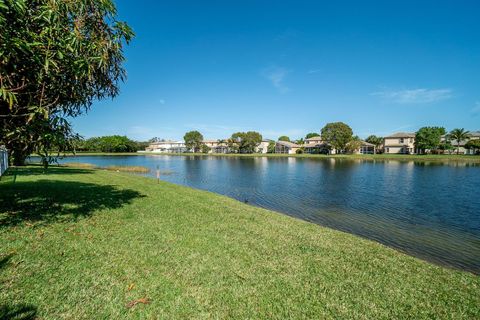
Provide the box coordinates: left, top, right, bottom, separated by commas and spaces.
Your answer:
383, 132, 416, 154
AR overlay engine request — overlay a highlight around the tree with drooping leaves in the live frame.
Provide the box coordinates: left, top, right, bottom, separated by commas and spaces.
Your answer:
200, 143, 211, 154
365, 135, 383, 152
0, 0, 134, 165
267, 141, 276, 153
345, 136, 363, 154
321, 122, 353, 153
184, 131, 204, 153
449, 128, 470, 154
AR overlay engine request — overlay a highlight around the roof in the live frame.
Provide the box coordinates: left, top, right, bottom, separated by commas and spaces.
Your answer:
361, 141, 375, 147
305, 136, 323, 141
276, 140, 300, 148
385, 132, 416, 138
149, 140, 184, 145
304, 142, 329, 148
468, 131, 480, 137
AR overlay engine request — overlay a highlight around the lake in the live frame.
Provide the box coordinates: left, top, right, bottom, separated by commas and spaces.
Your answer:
44, 155, 480, 273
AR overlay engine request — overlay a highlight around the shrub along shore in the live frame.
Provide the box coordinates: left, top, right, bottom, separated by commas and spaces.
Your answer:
0, 166, 479, 319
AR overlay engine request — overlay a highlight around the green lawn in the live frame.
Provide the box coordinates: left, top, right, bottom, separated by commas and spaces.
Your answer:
1, 166, 479, 319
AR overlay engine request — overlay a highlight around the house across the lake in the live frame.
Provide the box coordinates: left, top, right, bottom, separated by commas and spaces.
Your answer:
145, 140, 187, 153
256, 140, 272, 154
275, 141, 301, 154
383, 132, 416, 154
355, 141, 376, 154
446, 131, 480, 154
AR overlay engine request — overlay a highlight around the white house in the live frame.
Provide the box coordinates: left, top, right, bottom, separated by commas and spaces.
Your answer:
256, 140, 272, 153
145, 141, 187, 153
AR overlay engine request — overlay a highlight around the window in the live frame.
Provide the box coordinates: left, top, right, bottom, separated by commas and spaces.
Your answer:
399, 138, 404, 143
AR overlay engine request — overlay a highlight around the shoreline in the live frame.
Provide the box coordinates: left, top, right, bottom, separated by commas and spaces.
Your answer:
37, 152, 480, 163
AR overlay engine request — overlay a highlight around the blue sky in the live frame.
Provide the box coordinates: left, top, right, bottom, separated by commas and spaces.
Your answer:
72, 0, 480, 141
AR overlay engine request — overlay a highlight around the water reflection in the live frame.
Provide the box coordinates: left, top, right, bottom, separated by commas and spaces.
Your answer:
42, 155, 480, 274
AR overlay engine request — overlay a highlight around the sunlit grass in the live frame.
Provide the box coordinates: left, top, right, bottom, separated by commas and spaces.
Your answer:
102, 165, 150, 173
0, 166, 479, 319
61, 162, 96, 169
59, 163, 150, 173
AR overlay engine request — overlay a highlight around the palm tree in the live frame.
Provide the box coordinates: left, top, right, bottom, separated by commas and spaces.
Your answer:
449, 128, 470, 154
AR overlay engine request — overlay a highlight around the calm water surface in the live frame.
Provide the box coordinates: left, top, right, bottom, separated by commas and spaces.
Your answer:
50, 155, 480, 273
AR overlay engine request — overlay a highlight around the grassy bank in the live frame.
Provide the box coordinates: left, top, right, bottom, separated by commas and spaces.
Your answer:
1, 167, 479, 319
52, 151, 480, 162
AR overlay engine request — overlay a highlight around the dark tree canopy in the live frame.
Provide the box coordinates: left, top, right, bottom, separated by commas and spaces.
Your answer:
305, 132, 320, 139
321, 122, 353, 152
184, 131, 204, 152
0, 0, 134, 165
80, 135, 138, 153
278, 136, 290, 142
228, 131, 262, 154
415, 127, 446, 153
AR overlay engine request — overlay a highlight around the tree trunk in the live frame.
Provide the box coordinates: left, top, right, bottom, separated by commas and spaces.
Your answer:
11, 149, 28, 166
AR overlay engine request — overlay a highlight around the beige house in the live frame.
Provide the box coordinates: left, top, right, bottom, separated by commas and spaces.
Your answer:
202, 139, 220, 149
303, 136, 339, 154
305, 136, 324, 145
354, 141, 376, 154
256, 140, 272, 153
383, 132, 416, 154
210, 140, 229, 153
275, 141, 301, 154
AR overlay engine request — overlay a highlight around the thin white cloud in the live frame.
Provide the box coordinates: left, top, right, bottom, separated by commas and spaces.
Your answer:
262, 66, 290, 93
307, 69, 321, 74
371, 88, 453, 104
472, 101, 480, 116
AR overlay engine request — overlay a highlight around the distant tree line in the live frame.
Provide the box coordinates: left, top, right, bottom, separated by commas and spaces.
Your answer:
74, 125, 480, 156
75, 136, 146, 153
